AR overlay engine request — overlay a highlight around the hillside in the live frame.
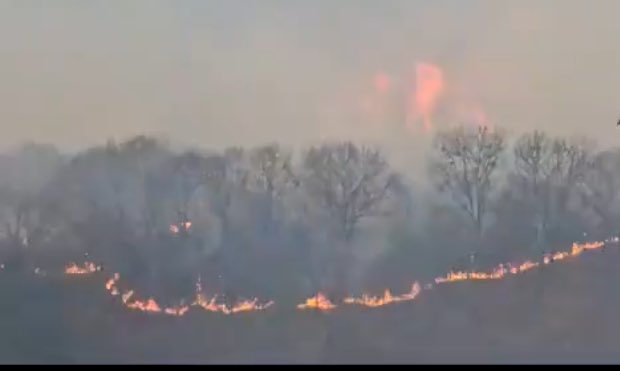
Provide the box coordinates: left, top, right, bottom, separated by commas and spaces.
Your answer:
1, 244, 620, 364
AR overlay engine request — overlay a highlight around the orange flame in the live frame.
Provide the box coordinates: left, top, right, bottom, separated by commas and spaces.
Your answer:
126, 298, 162, 313
343, 282, 421, 308
192, 277, 274, 315
435, 241, 605, 285
105, 273, 121, 296
297, 293, 337, 311
95, 239, 610, 316
65, 262, 101, 275
408, 63, 444, 133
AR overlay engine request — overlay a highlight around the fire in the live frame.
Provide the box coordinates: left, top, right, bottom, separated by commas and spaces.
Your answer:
170, 221, 192, 235
297, 293, 337, 311
408, 63, 445, 132
435, 241, 605, 285
164, 305, 190, 316
344, 282, 421, 308
192, 277, 274, 315
126, 298, 162, 313
105, 273, 120, 296
122, 290, 134, 304
65, 262, 101, 275
193, 294, 273, 315
544, 241, 605, 263
434, 271, 469, 284
514, 260, 539, 273
90, 238, 613, 316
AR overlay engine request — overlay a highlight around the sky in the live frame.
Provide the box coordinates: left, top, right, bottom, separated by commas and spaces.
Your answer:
1, 0, 619, 157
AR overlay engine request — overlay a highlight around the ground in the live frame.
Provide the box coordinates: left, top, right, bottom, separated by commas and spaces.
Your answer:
1, 246, 620, 364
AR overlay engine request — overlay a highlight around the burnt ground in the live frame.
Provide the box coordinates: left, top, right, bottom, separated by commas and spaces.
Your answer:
2, 246, 620, 364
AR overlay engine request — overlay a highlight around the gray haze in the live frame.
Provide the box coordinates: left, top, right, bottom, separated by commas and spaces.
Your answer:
1, 0, 619, 153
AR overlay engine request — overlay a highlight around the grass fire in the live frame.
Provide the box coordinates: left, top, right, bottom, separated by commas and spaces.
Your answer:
2, 1, 620, 364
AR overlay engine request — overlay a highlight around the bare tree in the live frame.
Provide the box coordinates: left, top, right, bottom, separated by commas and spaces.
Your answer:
513, 131, 555, 250
547, 137, 593, 216
302, 142, 398, 243
579, 149, 620, 235
510, 131, 595, 251
301, 142, 398, 300
247, 144, 297, 232
429, 125, 505, 238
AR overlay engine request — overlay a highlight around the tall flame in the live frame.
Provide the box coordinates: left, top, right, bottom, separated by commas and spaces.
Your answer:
408, 63, 445, 133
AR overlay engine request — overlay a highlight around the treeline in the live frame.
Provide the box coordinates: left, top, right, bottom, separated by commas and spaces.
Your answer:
0, 127, 618, 303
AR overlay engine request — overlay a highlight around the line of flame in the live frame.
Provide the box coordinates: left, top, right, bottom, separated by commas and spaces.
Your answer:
65, 262, 101, 275
93, 237, 617, 315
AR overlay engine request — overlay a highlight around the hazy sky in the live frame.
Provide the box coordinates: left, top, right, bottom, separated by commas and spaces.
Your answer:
1, 0, 619, 153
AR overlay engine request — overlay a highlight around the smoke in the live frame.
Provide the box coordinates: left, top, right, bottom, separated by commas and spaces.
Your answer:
1, 1, 619, 156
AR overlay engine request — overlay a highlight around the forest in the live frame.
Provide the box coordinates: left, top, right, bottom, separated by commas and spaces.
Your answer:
1, 125, 619, 363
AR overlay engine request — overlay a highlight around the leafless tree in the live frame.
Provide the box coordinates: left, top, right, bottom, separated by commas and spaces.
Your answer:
429, 125, 505, 238
247, 144, 297, 231
547, 137, 593, 216
579, 149, 620, 235
302, 142, 398, 243
301, 141, 398, 301
511, 131, 594, 249
513, 131, 555, 249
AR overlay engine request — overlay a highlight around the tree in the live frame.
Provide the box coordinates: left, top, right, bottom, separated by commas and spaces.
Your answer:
512, 131, 595, 249
513, 130, 555, 250
429, 125, 505, 238
302, 142, 398, 243
0, 143, 64, 268
579, 149, 620, 236
247, 144, 297, 233
547, 137, 593, 217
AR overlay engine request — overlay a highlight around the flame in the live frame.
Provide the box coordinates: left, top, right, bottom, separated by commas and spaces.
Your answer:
297, 293, 337, 311
408, 63, 445, 133
164, 305, 190, 316
192, 277, 274, 315
170, 221, 192, 235
544, 241, 604, 263
344, 282, 421, 308
65, 262, 101, 275
435, 241, 605, 285
126, 297, 162, 313
193, 294, 273, 315
105, 273, 120, 296
122, 290, 134, 304
92, 239, 612, 316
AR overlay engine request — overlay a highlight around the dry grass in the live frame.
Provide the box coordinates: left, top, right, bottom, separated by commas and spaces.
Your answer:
2, 247, 620, 363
